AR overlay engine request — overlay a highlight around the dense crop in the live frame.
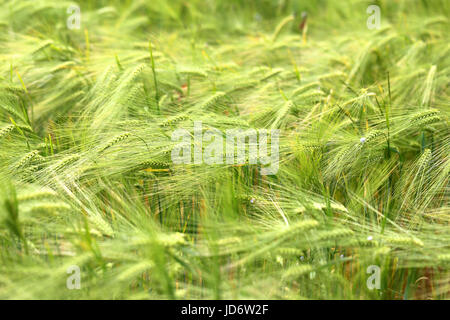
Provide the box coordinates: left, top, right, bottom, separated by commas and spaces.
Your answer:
0, 0, 448, 299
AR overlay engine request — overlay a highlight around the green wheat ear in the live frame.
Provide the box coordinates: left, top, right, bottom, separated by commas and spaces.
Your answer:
271, 100, 294, 129
135, 160, 171, 170
99, 132, 131, 152
14, 150, 39, 169
361, 130, 384, 145
227, 79, 258, 94
17, 189, 57, 201
31, 40, 53, 55
154, 232, 186, 247
411, 109, 441, 127
291, 81, 320, 97
417, 148, 432, 172
437, 253, 450, 263
0, 124, 15, 139
384, 236, 424, 247
178, 67, 208, 78
282, 264, 313, 280
0, 84, 26, 95
272, 15, 294, 43
24, 201, 71, 214
199, 92, 227, 109
89, 212, 114, 237
53, 154, 81, 170
274, 247, 304, 256
260, 68, 284, 82
160, 114, 190, 127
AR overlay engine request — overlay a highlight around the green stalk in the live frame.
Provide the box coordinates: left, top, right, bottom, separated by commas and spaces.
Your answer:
149, 40, 160, 115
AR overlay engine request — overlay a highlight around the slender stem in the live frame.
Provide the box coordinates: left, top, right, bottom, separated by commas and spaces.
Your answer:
149, 40, 160, 115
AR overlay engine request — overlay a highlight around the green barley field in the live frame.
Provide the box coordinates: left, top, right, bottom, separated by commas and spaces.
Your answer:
0, 0, 449, 300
